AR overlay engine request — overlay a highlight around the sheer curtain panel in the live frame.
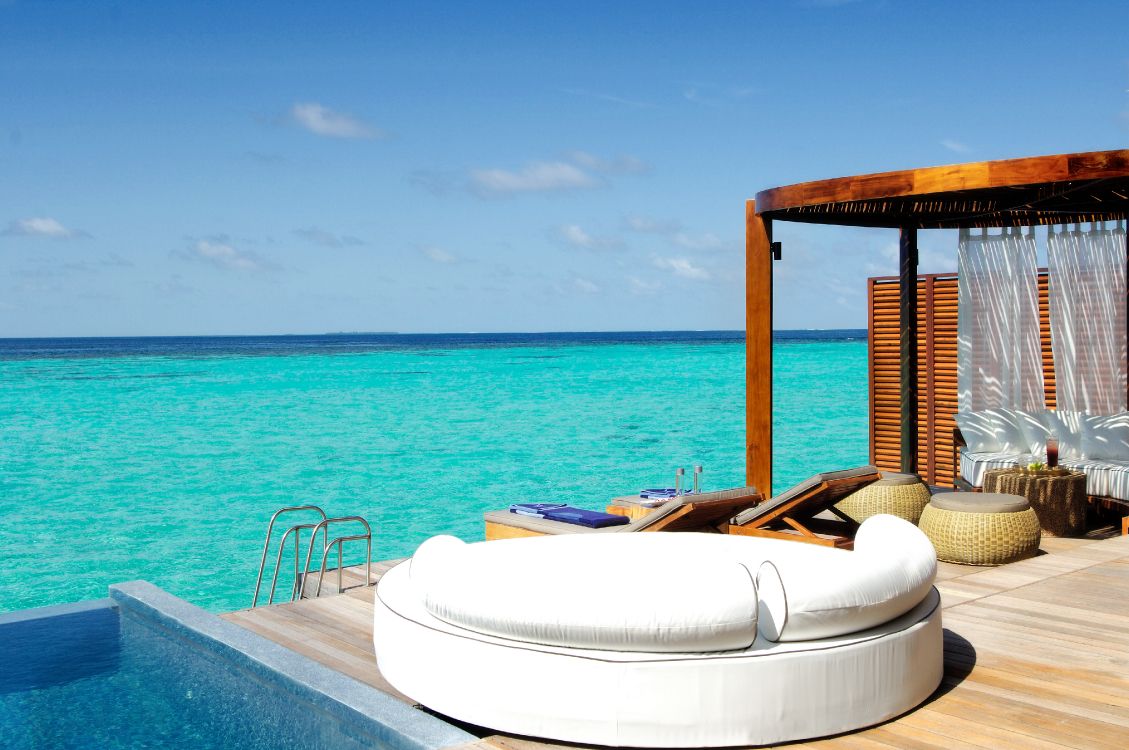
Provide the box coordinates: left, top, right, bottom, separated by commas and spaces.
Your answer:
957, 227, 1045, 412
1047, 221, 1128, 414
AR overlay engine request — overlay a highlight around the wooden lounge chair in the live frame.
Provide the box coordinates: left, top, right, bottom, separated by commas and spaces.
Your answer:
728, 466, 882, 548
484, 485, 763, 540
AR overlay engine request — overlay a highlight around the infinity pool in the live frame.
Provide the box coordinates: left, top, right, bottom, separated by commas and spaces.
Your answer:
0, 584, 470, 750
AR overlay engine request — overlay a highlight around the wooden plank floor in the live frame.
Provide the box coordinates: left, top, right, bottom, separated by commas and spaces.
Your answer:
222, 533, 1129, 749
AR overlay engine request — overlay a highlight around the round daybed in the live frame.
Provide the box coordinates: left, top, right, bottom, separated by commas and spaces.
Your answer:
373, 515, 942, 748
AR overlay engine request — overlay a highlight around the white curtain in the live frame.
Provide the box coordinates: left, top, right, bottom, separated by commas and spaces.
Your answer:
957, 226, 1045, 412
1048, 221, 1128, 414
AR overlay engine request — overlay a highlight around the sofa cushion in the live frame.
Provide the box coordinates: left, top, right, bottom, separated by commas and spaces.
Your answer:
1039, 410, 1086, 460
955, 409, 1029, 453
1060, 458, 1129, 502
1081, 413, 1129, 462
959, 449, 1036, 487
1012, 409, 1051, 453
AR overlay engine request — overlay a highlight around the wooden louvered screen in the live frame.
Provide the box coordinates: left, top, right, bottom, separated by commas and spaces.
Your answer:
868, 271, 1056, 486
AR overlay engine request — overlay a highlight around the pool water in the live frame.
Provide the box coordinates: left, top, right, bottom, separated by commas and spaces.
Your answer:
0, 601, 392, 750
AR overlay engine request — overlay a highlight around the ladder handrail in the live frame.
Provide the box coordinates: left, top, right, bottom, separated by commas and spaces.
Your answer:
297, 516, 373, 601
265, 522, 324, 605
310, 534, 373, 599
252, 505, 327, 607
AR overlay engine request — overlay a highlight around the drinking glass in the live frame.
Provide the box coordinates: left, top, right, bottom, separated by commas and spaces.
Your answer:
1046, 436, 1059, 469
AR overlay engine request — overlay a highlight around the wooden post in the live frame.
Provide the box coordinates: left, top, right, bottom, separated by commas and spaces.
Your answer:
899, 226, 919, 475
746, 200, 773, 496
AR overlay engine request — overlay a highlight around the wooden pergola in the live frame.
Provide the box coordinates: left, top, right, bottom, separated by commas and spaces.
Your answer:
745, 149, 1129, 494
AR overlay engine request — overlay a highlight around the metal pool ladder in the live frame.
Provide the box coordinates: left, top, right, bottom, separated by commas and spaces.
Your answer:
251, 505, 374, 608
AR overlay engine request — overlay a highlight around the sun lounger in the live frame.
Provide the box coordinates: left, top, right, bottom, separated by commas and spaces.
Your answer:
728, 466, 882, 548
484, 485, 762, 540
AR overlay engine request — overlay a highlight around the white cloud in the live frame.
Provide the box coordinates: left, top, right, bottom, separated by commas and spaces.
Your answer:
672, 231, 726, 252
573, 277, 600, 294
184, 239, 272, 272
294, 227, 363, 248
567, 151, 649, 175
419, 245, 458, 264
624, 215, 681, 234
625, 215, 732, 252
3, 216, 87, 239
561, 88, 654, 109
682, 82, 758, 106
627, 276, 663, 295
653, 256, 711, 280
290, 102, 382, 139
556, 224, 622, 251
560, 224, 595, 248
465, 152, 647, 198
940, 138, 971, 154
470, 161, 597, 196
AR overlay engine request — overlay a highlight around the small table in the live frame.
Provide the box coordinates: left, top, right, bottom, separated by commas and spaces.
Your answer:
982, 468, 1087, 537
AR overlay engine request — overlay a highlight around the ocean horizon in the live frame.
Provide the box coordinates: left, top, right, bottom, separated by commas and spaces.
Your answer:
0, 329, 870, 613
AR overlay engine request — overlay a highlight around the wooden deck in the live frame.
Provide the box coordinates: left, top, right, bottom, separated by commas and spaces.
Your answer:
222, 532, 1129, 749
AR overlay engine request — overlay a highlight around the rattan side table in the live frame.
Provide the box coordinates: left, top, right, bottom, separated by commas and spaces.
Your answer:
981, 468, 1087, 537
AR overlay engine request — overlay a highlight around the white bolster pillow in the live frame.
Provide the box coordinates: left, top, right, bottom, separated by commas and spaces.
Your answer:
757, 514, 937, 642
409, 535, 759, 653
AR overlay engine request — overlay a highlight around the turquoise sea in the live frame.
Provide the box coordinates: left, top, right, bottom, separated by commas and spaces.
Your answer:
0, 331, 868, 614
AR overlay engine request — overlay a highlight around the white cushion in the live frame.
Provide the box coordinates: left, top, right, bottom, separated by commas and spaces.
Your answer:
757, 515, 937, 642
408, 521, 936, 653
1012, 409, 1051, 453
1061, 458, 1129, 501
411, 534, 760, 653
1039, 410, 1086, 460
1081, 413, 1129, 462
955, 410, 1002, 452
959, 449, 1035, 487
955, 408, 1028, 453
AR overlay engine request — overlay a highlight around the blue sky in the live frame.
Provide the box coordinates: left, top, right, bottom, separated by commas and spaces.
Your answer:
1, 0, 1126, 336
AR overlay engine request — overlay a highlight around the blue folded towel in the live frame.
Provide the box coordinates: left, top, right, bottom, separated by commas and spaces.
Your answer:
509, 503, 568, 518
540, 507, 630, 528
639, 488, 688, 499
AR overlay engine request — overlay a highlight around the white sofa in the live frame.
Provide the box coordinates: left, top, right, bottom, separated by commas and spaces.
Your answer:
372, 515, 942, 747
956, 408, 1129, 502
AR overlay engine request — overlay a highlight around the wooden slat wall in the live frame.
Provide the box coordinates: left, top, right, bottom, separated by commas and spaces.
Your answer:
869, 271, 1055, 486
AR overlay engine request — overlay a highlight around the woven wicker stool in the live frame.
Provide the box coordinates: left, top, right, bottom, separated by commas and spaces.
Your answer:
835, 471, 932, 524
918, 492, 1040, 566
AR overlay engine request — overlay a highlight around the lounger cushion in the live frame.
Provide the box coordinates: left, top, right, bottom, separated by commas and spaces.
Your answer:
410, 534, 760, 653
930, 492, 1030, 514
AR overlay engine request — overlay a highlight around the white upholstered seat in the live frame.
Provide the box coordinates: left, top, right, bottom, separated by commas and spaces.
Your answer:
374, 515, 942, 747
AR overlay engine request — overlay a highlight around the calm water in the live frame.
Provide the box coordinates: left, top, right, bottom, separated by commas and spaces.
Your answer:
0, 331, 868, 613
0, 603, 392, 749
